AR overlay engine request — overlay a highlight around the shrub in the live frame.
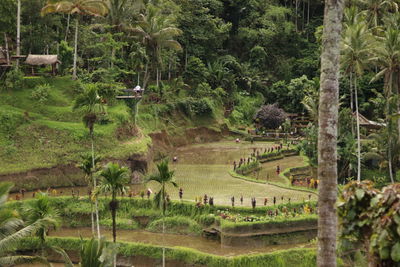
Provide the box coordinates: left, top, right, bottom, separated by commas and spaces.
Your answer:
254, 104, 287, 129
31, 83, 51, 103
3, 68, 24, 90
184, 56, 209, 86
58, 40, 73, 74
146, 216, 203, 235
176, 97, 214, 117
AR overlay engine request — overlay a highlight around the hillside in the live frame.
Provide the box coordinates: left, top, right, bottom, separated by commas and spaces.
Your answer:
0, 76, 231, 177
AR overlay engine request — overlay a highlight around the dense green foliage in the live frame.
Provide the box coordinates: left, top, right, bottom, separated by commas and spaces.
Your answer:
338, 181, 400, 265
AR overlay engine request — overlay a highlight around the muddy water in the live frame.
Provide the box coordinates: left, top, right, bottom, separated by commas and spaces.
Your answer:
10, 141, 316, 206
49, 227, 314, 256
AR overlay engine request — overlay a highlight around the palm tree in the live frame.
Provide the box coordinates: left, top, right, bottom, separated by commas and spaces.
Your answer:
341, 8, 374, 182
78, 153, 101, 235
130, 4, 182, 88
98, 162, 130, 243
0, 182, 52, 266
41, 0, 109, 80
23, 192, 60, 256
74, 84, 105, 238
371, 27, 400, 183
146, 160, 178, 267
317, 0, 344, 266
357, 0, 398, 28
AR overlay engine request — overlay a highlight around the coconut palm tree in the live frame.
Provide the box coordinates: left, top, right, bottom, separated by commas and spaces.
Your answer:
341, 8, 375, 182
98, 162, 129, 243
41, 0, 109, 79
77, 153, 101, 235
146, 160, 178, 267
0, 182, 52, 266
317, 0, 344, 266
130, 4, 182, 88
23, 193, 60, 243
371, 27, 400, 183
74, 83, 105, 238
357, 0, 398, 28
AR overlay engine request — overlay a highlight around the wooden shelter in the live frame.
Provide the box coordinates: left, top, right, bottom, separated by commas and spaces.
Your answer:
353, 111, 385, 132
25, 54, 61, 75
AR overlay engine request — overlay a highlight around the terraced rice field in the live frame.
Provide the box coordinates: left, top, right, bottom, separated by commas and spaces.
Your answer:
146, 141, 316, 206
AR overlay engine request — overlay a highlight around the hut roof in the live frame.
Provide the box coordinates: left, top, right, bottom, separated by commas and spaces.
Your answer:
25, 54, 60, 66
353, 111, 385, 128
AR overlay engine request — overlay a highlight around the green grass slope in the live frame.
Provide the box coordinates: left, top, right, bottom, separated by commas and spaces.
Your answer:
0, 77, 151, 175
0, 76, 227, 175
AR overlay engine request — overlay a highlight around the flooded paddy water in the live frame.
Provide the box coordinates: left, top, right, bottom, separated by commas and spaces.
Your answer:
49, 227, 314, 256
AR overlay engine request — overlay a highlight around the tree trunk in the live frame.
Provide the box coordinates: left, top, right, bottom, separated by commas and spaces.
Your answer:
162, 183, 166, 267
350, 72, 354, 135
4, 33, 10, 65
295, 0, 298, 32
111, 202, 117, 243
72, 18, 79, 80
91, 200, 95, 235
317, 0, 344, 266
16, 0, 21, 68
91, 134, 101, 238
65, 13, 70, 41
387, 72, 394, 183
354, 75, 361, 182
143, 61, 149, 89
156, 67, 159, 87
168, 58, 172, 80
111, 47, 115, 68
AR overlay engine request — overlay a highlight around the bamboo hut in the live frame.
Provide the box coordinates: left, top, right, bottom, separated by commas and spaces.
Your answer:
25, 54, 61, 75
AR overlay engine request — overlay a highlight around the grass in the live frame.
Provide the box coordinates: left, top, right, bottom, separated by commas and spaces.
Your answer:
0, 77, 153, 174
16, 236, 325, 266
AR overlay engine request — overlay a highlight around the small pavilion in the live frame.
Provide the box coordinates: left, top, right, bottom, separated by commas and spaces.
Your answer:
25, 54, 61, 76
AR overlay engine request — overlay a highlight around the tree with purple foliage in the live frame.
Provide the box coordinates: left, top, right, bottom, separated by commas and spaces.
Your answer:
254, 104, 287, 130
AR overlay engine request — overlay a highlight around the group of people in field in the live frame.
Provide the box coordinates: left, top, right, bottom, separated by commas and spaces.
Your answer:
290, 176, 319, 189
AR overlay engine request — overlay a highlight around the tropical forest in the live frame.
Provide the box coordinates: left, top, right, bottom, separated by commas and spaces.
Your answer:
0, 0, 399, 266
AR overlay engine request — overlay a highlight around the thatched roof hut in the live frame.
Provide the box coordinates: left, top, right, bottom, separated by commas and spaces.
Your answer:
25, 55, 60, 66
353, 111, 385, 130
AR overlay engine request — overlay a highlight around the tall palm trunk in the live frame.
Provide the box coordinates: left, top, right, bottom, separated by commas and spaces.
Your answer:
91, 133, 101, 238
387, 72, 394, 183
143, 61, 149, 89
73, 18, 79, 80
354, 75, 361, 182
65, 13, 70, 41
156, 67, 159, 87
111, 195, 117, 243
162, 183, 166, 267
317, 0, 344, 266
16, 0, 21, 68
91, 198, 95, 234
349, 72, 354, 135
